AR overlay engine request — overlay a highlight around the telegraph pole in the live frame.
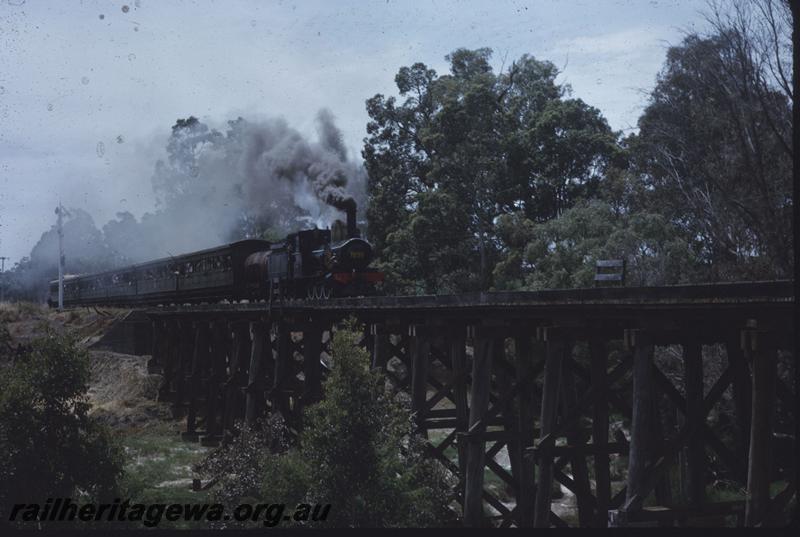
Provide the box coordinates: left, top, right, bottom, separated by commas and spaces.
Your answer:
790, 0, 798, 527
0, 256, 7, 303
56, 203, 65, 310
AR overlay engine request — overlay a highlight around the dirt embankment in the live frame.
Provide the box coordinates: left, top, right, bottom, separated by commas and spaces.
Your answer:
1, 302, 171, 431
1, 302, 126, 348
86, 350, 172, 430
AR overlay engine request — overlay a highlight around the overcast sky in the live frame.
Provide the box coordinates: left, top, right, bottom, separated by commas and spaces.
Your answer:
0, 0, 712, 266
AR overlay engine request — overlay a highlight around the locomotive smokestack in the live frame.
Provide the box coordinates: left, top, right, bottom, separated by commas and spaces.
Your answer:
324, 192, 358, 238
346, 202, 357, 238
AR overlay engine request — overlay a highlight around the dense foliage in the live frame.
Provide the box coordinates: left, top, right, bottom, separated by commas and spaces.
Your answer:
364, 2, 792, 292
0, 329, 124, 527
630, 30, 793, 281
494, 200, 701, 289
363, 48, 621, 293
198, 321, 456, 528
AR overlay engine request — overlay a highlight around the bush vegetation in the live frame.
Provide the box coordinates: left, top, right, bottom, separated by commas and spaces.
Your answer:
198, 320, 457, 527
0, 329, 124, 528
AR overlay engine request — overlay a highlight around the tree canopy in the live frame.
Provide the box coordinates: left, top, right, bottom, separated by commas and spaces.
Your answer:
630, 28, 793, 280
364, 2, 792, 293
364, 48, 621, 293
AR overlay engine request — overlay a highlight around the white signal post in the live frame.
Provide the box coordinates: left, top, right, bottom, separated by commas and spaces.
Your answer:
0, 256, 7, 303
56, 203, 65, 310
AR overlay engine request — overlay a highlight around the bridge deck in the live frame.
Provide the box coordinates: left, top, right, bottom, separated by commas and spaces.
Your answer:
146, 280, 793, 323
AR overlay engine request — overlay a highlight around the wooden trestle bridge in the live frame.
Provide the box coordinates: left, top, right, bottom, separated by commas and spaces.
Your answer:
144, 280, 795, 527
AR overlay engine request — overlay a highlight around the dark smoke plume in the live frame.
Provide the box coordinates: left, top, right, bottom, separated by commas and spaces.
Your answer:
140, 109, 366, 259
6, 110, 366, 300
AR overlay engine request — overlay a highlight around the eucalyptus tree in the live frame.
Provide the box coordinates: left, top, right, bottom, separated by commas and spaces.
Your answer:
364, 48, 619, 293
630, 23, 793, 279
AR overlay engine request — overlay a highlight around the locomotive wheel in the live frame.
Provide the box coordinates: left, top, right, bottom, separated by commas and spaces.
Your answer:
322, 286, 331, 299
306, 286, 314, 300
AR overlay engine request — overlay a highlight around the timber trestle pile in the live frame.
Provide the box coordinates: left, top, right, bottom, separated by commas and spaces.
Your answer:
144, 280, 795, 527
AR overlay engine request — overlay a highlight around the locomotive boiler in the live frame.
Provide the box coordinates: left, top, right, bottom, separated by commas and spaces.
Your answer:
47, 205, 383, 307
243, 204, 382, 301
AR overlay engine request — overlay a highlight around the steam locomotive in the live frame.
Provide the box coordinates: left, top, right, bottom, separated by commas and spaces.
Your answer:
47, 206, 383, 307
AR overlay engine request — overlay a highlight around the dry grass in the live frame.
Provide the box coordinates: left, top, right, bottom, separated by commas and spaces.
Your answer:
87, 350, 172, 430
0, 301, 132, 348
0, 301, 45, 323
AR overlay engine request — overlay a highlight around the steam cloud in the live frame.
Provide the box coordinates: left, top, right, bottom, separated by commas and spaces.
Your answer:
239, 110, 361, 218
6, 110, 367, 300
115, 109, 367, 262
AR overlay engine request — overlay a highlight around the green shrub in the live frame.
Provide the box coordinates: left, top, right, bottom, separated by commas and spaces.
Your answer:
199, 319, 457, 527
195, 416, 291, 528
268, 319, 457, 526
0, 329, 124, 527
